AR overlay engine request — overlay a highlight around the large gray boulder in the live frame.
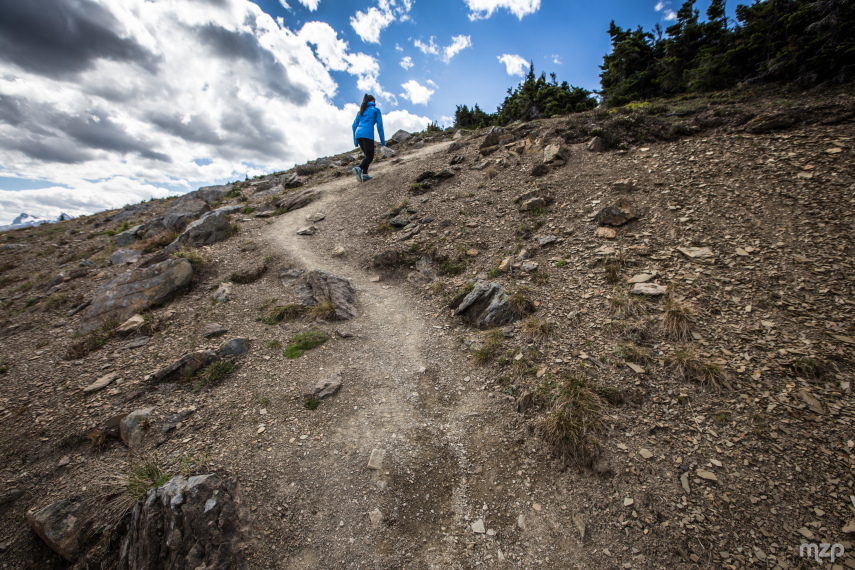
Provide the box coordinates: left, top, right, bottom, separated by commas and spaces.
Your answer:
117, 474, 247, 570
114, 225, 143, 247
163, 198, 210, 232
166, 210, 230, 251
387, 129, 412, 146
27, 498, 82, 561
450, 281, 519, 328
293, 270, 357, 320
191, 184, 230, 204
78, 259, 193, 335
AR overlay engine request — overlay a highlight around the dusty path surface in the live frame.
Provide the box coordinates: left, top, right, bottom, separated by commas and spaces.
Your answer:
221, 146, 588, 569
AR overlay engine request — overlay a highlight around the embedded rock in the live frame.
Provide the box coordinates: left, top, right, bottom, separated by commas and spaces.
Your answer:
301, 371, 343, 400
149, 350, 218, 383
219, 338, 249, 357
587, 136, 607, 152
110, 249, 142, 266
117, 474, 247, 570
120, 407, 154, 448
276, 188, 321, 213
744, 112, 796, 134
190, 184, 230, 204
114, 225, 143, 247
450, 281, 519, 328
27, 498, 82, 562
167, 210, 230, 251
594, 199, 636, 226
78, 259, 193, 335
388, 129, 412, 146
543, 143, 569, 166
212, 282, 232, 303
293, 270, 357, 320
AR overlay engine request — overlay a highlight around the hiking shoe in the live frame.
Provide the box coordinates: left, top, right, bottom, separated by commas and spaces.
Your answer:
352, 166, 362, 183
361, 174, 372, 181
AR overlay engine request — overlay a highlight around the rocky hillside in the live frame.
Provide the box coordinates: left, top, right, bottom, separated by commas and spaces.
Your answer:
0, 87, 853, 569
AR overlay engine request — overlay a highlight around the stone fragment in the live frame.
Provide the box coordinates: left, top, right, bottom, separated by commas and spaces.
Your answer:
117, 474, 247, 569
498, 257, 513, 273
623, 498, 634, 506
110, 249, 142, 265
744, 112, 796, 134
78, 259, 193, 335
537, 235, 558, 247
735, 247, 749, 256
122, 337, 150, 350
519, 197, 547, 212
611, 179, 635, 192
388, 129, 411, 145
696, 469, 718, 481
203, 323, 227, 338
120, 408, 154, 448
389, 216, 409, 228
219, 338, 249, 357
27, 498, 81, 561
587, 136, 606, 152
296, 225, 316, 235
381, 146, 396, 158
306, 212, 326, 223
594, 227, 617, 238
627, 363, 646, 374
631, 283, 667, 296
481, 126, 505, 149
367, 448, 385, 470
150, 350, 218, 383
680, 472, 691, 494
471, 519, 486, 534
517, 515, 526, 530
83, 373, 118, 394
332, 246, 346, 257
368, 508, 383, 526
639, 448, 653, 459
595, 199, 635, 226
520, 261, 539, 272
212, 282, 232, 303
798, 389, 824, 414
293, 270, 358, 320
301, 371, 343, 400
161, 409, 195, 433
116, 314, 146, 335
628, 273, 655, 283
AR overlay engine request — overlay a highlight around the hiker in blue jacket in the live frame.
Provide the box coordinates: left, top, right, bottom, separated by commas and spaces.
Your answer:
351, 94, 386, 183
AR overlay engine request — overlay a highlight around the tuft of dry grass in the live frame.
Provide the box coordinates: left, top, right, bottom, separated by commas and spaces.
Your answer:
308, 299, 337, 320
613, 342, 652, 363
509, 289, 536, 318
609, 293, 649, 319
522, 316, 554, 340
141, 231, 178, 253
538, 374, 604, 466
473, 329, 505, 364
666, 349, 728, 388
64, 318, 120, 360
663, 299, 695, 340
259, 303, 307, 325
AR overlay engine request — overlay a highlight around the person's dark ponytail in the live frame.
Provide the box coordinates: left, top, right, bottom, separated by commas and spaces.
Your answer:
358, 94, 375, 116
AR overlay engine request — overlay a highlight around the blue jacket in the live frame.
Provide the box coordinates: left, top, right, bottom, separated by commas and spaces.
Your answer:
352, 101, 385, 147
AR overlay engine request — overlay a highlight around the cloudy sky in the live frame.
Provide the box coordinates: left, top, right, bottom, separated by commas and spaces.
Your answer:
0, 0, 732, 224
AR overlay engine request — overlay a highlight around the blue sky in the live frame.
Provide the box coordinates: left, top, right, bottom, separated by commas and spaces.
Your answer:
0, 0, 734, 225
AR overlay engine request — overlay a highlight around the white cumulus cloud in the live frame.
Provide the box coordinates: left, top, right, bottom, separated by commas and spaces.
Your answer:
0, 0, 428, 224
400, 80, 434, 105
464, 0, 541, 20
443, 35, 472, 63
655, 1, 678, 20
297, 0, 320, 10
497, 53, 529, 76
414, 37, 440, 55
400, 56, 414, 69
350, 0, 413, 44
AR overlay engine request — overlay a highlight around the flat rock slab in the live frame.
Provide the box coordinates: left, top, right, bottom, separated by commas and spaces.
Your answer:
296, 225, 317, 235
150, 350, 218, 383
677, 246, 716, 264
27, 498, 81, 562
78, 258, 193, 335
219, 338, 249, 357
450, 281, 519, 329
163, 198, 210, 232
83, 373, 118, 394
203, 323, 228, 338
301, 371, 343, 400
120, 407, 154, 448
595, 199, 636, 226
110, 249, 142, 266
632, 283, 667, 296
167, 210, 230, 250
294, 270, 358, 320
117, 474, 247, 570
595, 227, 617, 239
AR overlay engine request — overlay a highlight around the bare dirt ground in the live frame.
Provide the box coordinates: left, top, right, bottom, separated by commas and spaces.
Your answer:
0, 88, 853, 569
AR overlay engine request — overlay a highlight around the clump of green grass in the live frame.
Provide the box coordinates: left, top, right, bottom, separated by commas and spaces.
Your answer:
174, 249, 208, 267
64, 318, 120, 360
125, 457, 171, 502
663, 299, 694, 340
438, 258, 466, 276
192, 360, 237, 392
227, 222, 241, 237
473, 329, 505, 364
0, 361, 7, 374
259, 303, 307, 325
608, 293, 649, 319
428, 280, 447, 295
141, 231, 178, 253
666, 349, 728, 388
304, 398, 320, 410
538, 374, 604, 466
104, 220, 133, 237
283, 331, 328, 359
266, 339, 282, 350
613, 342, 652, 363
530, 270, 549, 284
522, 316, 554, 340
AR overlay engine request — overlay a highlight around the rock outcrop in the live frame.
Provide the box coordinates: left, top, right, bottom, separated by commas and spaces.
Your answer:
293, 270, 358, 320
450, 281, 520, 328
117, 474, 248, 570
78, 259, 193, 335
27, 498, 82, 561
